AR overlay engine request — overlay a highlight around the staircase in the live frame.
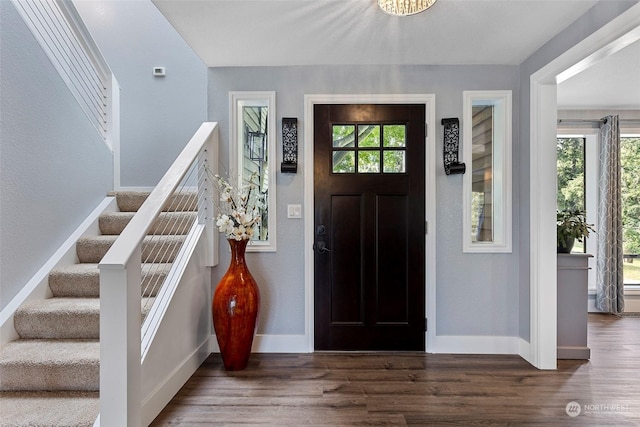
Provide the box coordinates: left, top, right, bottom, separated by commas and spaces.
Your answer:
0, 192, 197, 427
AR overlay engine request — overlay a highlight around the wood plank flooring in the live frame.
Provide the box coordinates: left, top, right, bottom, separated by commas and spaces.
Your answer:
151, 313, 640, 426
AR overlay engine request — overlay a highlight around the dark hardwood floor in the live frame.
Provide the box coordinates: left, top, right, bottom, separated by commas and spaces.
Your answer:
151, 314, 640, 426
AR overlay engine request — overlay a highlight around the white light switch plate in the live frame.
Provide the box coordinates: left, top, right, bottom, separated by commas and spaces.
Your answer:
287, 204, 302, 219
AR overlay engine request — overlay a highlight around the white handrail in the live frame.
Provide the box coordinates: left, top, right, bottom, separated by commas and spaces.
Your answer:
10, 0, 120, 187
98, 122, 218, 426
10, 0, 112, 139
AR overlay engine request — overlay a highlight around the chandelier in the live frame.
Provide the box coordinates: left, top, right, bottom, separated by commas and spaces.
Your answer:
378, 0, 437, 16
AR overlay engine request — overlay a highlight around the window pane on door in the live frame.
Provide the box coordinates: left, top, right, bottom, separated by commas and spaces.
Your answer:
358, 151, 380, 173
333, 151, 355, 173
333, 125, 355, 148
358, 125, 380, 147
383, 125, 406, 147
383, 150, 405, 173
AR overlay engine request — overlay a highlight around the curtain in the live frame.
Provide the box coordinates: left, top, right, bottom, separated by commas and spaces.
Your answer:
596, 115, 624, 314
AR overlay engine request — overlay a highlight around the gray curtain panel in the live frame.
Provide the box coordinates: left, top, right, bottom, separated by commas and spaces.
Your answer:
596, 115, 624, 314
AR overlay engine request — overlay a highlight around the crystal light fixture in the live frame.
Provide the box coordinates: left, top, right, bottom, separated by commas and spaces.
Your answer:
378, 0, 437, 16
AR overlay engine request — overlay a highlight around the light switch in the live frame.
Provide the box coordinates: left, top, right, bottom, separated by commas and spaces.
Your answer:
287, 204, 302, 219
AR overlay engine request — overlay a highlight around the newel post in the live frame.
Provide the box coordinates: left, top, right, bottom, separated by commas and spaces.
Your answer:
199, 125, 219, 267
98, 246, 142, 426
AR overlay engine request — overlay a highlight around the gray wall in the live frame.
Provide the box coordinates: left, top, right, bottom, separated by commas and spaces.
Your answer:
0, 2, 113, 311
75, 0, 207, 187
209, 65, 521, 337
517, 0, 638, 342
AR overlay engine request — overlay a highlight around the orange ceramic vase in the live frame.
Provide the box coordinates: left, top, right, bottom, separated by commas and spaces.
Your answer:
212, 239, 260, 371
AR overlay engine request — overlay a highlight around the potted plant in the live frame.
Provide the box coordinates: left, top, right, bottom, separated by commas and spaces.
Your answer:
557, 209, 595, 253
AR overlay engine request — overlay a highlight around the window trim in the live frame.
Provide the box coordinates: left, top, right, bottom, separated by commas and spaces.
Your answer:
462, 90, 512, 253
229, 91, 277, 252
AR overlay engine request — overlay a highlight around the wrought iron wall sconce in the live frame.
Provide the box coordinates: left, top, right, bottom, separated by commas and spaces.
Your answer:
441, 117, 466, 175
281, 117, 298, 173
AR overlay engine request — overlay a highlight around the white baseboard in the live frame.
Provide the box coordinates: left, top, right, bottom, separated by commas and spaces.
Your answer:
623, 294, 640, 312
588, 291, 640, 313
430, 335, 521, 355
210, 334, 310, 353
209, 333, 520, 355
519, 337, 532, 365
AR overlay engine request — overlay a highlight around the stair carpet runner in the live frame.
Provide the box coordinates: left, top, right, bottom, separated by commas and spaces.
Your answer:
0, 192, 197, 427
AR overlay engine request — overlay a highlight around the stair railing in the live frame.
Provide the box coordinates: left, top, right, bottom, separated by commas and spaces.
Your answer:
10, 0, 121, 186
98, 122, 218, 426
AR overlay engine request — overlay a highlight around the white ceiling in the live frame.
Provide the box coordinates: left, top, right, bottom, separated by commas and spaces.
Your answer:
152, 0, 598, 66
557, 39, 640, 110
152, 0, 639, 109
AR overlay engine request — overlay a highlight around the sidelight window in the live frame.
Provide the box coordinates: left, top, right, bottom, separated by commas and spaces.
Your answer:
462, 90, 512, 253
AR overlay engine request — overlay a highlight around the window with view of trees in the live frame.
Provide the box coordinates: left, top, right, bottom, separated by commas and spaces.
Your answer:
621, 136, 640, 284
556, 134, 640, 284
557, 138, 585, 213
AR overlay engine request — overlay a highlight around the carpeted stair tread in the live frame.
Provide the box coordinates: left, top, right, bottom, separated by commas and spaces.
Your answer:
0, 340, 99, 391
109, 191, 197, 212
14, 298, 99, 339
0, 391, 99, 427
49, 263, 172, 297
2, 190, 194, 419
14, 297, 157, 339
76, 234, 186, 264
99, 211, 197, 235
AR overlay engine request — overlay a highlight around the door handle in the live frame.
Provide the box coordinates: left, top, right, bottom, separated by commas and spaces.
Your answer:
314, 241, 332, 254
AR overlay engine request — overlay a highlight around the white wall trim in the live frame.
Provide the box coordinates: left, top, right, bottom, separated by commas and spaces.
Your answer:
210, 334, 309, 353
589, 294, 640, 312
624, 295, 640, 313
528, 82, 559, 370
0, 197, 117, 345
462, 90, 513, 253
518, 337, 532, 362
431, 335, 521, 355
587, 291, 640, 313
303, 94, 437, 353
228, 91, 277, 252
528, 3, 640, 369
109, 75, 121, 190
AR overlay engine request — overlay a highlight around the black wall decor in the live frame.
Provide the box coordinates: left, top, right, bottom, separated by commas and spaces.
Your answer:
441, 117, 466, 175
281, 117, 298, 173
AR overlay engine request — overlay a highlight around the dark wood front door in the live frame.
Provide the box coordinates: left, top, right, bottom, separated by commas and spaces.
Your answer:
314, 104, 426, 351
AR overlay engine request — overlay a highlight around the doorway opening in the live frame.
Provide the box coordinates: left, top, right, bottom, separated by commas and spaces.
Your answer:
529, 6, 640, 369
